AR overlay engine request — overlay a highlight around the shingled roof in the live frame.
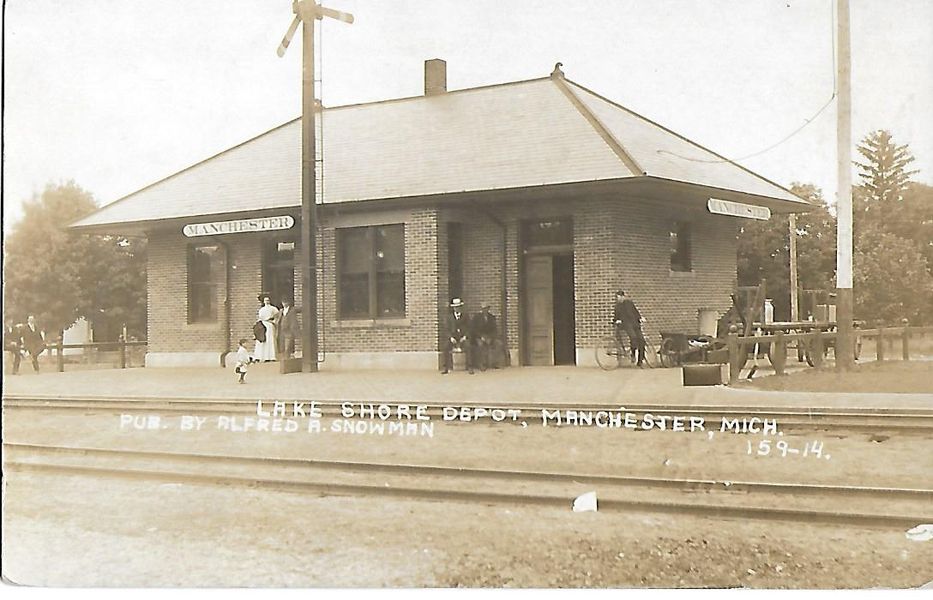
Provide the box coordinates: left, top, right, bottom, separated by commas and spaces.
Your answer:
72, 70, 809, 232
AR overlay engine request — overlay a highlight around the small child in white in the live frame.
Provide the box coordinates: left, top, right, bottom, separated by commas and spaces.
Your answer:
235, 338, 250, 384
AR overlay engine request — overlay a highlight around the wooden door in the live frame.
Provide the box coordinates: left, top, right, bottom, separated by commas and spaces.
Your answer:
525, 255, 554, 365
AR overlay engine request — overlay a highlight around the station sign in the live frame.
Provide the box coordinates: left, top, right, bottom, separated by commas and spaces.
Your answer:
183, 215, 295, 237
707, 198, 771, 221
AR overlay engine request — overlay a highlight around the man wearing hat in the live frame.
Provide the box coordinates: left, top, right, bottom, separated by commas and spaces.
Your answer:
613, 290, 647, 367
471, 302, 498, 371
441, 298, 474, 375
275, 297, 301, 358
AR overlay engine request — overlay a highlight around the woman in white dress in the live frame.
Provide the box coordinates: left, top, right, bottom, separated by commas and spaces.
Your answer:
254, 295, 280, 362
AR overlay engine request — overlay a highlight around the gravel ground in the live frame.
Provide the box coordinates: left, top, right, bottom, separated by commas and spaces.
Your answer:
747, 361, 933, 393
3, 471, 932, 588
4, 357, 932, 588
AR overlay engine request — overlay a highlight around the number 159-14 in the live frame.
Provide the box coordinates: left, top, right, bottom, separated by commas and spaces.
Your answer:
746, 439, 828, 459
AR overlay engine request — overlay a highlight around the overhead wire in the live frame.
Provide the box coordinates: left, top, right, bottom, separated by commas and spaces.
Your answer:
657, 0, 837, 165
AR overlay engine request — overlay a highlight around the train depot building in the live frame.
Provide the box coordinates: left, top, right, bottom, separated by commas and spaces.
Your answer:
72, 61, 810, 370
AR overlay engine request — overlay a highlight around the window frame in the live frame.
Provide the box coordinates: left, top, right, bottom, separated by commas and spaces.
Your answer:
670, 221, 693, 272
336, 224, 406, 320
187, 244, 220, 324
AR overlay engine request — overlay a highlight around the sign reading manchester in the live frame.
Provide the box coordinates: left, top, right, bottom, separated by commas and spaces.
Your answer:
183, 215, 295, 237
707, 198, 771, 221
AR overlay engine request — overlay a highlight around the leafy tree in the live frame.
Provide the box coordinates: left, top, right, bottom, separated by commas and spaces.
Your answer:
3, 181, 147, 339
853, 224, 933, 325
737, 183, 836, 321
885, 182, 933, 273
78, 236, 148, 340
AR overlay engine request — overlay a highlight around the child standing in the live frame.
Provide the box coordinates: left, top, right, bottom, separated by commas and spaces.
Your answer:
235, 338, 250, 384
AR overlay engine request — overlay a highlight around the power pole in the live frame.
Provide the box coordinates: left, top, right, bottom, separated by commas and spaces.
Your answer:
277, 1, 353, 373
789, 213, 799, 321
835, 0, 855, 370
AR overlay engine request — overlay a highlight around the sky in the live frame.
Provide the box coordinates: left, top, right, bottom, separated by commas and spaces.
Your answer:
3, 0, 932, 233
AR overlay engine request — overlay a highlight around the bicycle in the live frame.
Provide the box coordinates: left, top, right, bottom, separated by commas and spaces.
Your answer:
595, 323, 655, 370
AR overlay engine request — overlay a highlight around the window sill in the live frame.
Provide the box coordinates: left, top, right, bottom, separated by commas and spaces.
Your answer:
332, 318, 411, 328
669, 270, 695, 278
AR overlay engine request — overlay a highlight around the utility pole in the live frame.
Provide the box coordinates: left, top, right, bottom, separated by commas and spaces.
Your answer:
789, 213, 799, 322
835, 0, 855, 370
277, 1, 353, 373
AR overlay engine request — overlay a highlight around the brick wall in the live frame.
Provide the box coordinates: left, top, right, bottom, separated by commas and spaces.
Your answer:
573, 197, 624, 349
147, 230, 263, 355
573, 195, 738, 349
146, 192, 737, 365
449, 194, 737, 361
316, 208, 440, 354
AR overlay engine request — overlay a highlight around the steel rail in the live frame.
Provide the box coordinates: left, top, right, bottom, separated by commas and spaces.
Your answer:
5, 442, 932, 528
6, 442, 931, 498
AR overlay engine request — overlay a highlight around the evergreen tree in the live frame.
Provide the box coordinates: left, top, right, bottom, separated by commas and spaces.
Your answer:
854, 129, 918, 218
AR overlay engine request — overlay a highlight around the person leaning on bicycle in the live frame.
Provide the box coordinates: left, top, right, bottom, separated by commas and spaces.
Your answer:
613, 289, 647, 367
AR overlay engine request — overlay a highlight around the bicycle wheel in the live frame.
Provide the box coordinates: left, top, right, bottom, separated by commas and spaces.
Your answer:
641, 339, 657, 368
595, 336, 623, 370
659, 338, 679, 368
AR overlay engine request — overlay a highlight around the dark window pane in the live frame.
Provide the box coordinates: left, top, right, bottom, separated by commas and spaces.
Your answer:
191, 246, 216, 283
262, 238, 296, 306
188, 245, 219, 323
670, 222, 692, 272
340, 228, 371, 274
191, 284, 216, 321
339, 274, 370, 318
337, 224, 406, 319
374, 225, 405, 272
377, 272, 405, 317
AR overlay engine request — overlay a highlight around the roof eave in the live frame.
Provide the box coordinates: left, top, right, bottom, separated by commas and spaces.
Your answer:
634, 176, 813, 214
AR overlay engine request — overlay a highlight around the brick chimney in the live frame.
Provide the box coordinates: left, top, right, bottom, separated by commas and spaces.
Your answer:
424, 59, 447, 96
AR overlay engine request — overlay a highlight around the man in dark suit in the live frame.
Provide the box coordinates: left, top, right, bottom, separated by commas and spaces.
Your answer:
275, 297, 301, 358
471, 303, 498, 371
613, 290, 646, 367
4, 319, 23, 375
441, 298, 474, 375
20, 315, 46, 373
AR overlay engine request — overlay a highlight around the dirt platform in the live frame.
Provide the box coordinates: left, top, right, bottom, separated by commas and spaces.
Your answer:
747, 361, 933, 394
3, 471, 931, 588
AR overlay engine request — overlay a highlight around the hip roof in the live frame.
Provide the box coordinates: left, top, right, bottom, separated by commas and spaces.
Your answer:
72, 71, 808, 231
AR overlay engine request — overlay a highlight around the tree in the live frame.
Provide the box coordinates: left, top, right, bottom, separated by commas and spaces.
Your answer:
855, 129, 918, 210
853, 225, 933, 325
852, 130, 933, 322
884, 182, 933, 274
3, 181, 147, 339
737, 183, 836, 321
77, 235, 148, 340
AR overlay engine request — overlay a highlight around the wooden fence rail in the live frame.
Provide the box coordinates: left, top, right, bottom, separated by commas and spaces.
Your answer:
53, 339, 148, 372
726, 323, 933, 385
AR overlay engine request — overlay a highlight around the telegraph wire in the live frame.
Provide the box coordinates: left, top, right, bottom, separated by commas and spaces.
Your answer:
658, 0, 837, 165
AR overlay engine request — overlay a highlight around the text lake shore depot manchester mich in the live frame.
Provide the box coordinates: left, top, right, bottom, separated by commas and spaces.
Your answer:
245, 401, 780, 434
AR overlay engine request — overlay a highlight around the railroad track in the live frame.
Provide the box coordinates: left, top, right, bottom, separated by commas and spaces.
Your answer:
5, 442, 932, 528
4, 394, 933, 432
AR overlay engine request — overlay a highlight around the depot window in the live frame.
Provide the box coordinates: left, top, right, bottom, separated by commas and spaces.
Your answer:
670, 222, 692, 272
187, 244, 219, 323
337, 224, 406, 319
